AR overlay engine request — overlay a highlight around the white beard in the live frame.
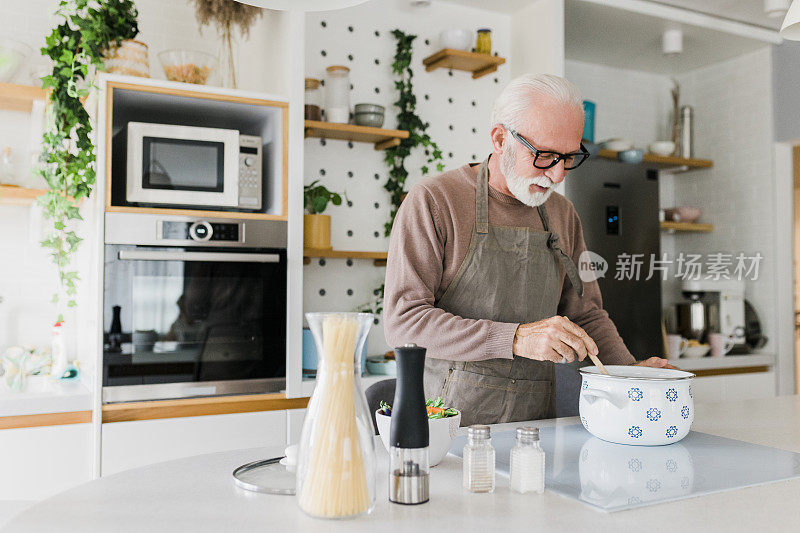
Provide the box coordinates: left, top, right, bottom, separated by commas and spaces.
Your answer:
500, 143, 554, 207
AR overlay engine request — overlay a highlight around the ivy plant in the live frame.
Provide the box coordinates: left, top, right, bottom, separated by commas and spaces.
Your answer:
304, 180, 346, 215
38, 0, 138, 320
382, 29, 444, 237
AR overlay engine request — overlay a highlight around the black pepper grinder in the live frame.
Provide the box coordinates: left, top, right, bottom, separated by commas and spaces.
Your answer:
108, 305, 123, 353
389, 343, 429, 505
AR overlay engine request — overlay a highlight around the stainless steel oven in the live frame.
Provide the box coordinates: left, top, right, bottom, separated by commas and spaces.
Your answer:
102, 212, 287, 403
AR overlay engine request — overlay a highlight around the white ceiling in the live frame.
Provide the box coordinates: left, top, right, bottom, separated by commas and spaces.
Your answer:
564, 0, 774, 74
445, 0, 787, 29
649, 0, 785, 30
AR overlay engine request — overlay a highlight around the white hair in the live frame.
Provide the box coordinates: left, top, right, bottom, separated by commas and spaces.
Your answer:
491, 73, 584, 131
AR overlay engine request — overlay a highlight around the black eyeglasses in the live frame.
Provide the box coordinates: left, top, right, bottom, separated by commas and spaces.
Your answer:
505, 126, 590, 170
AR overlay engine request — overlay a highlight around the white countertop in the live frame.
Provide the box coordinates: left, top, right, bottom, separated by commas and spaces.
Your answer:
5, 395, 800, 532
673, 353, 775, 371
0, 378, 92, 417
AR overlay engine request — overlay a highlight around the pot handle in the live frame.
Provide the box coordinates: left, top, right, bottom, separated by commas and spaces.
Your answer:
581, 387, 626, 409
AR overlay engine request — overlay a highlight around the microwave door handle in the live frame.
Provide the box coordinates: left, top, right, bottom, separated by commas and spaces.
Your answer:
118, 250, 280, 263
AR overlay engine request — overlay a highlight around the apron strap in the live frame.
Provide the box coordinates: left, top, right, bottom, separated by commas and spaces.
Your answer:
476, 157, 490, 234
540, 201, 585, 298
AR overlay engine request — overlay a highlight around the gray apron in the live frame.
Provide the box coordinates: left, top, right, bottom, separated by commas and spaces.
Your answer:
423, 156, 584, 426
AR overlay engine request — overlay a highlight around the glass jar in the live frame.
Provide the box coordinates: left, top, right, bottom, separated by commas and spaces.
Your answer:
304, 77, 322, 121
297, 312, 376, 519
324, 65, 351, 124
476, 29, 492, 55
0, 147, 16, 186
463, 425, 495, 493
510, 426, 545, 494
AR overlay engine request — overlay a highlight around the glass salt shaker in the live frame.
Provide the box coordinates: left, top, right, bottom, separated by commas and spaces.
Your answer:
510, 426, 545, 494
463, 425, 495, 493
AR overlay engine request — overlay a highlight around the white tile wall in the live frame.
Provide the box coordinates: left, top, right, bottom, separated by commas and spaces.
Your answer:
566, 59, 674, 146
565, 48, 776, 356
671, 46, 776, 352
302, 0, 512, 355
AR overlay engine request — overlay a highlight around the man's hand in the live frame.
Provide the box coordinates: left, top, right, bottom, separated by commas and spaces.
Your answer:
634, 356, 679, 370
512, 316, 599, 363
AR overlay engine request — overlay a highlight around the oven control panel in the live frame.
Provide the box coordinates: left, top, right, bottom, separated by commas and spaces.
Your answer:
161, 221, 241, 242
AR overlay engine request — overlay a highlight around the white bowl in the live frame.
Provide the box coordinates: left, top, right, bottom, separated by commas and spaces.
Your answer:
439, 29, 472, 51
649, 141, 676, 156
683, 344, 710, 358
375, 409, 461, 466
579, 365, 695, 446
602, 138, 633, 151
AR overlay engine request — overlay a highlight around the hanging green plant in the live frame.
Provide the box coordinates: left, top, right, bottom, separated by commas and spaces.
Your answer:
382, 29, 444, 237
38, 0, 139, 320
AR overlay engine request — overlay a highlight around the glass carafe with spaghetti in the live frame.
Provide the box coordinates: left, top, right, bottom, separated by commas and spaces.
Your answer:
297, 312, 376, 519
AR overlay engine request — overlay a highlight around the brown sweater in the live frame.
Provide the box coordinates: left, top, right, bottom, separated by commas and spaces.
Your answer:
383, 161, 635, 366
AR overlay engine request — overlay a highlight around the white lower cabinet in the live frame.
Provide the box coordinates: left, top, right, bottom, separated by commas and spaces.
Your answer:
0, 423, 93, 500
691, 371, 776, 403
101, 410, 287, 476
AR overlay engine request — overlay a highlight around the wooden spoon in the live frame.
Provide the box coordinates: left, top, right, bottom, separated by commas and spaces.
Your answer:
587, 351, 610, 375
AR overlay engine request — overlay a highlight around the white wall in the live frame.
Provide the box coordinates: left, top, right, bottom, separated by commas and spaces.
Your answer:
302, 0, 512, 355
0, 0, 289, 359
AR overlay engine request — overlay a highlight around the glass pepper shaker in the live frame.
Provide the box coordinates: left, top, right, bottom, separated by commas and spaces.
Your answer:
510, 426, 545, 494
463, 425, 495, 493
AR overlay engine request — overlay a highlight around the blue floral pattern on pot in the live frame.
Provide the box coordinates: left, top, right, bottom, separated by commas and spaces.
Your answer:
581, 416, 589, 429
666, 425, 678, 438
582, 380, 588, 390
628, 425, 643, 438
666, 459, 678, 472
646, 478, 661, 492
681, 405, 690, 419
666, 388, 678, 402
689, 385, 692, 398
628, 458, 642, 472
646, 407, 661, 421
628, 387, 643, 401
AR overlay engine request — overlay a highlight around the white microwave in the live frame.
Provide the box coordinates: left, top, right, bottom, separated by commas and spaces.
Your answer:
126, 122, 262, 210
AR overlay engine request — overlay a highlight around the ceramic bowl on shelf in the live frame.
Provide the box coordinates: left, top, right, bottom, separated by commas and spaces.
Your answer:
601, 138, 633, 151
0, 38, 32, 83
158, 49, 217, 85
353, 112, 384, 128
365, 355, 396, 376
649, 141, 676, 156
439, 29, 472, 51
579, 365, 695, 446
617, 148, 644, 164
663, 206, 702, 223
376, 409, 461, 466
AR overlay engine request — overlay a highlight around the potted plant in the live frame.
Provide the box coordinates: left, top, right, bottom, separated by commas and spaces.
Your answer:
303, 180, 345, 250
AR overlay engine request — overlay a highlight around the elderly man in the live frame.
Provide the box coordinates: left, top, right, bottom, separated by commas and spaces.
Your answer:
383, 73, 670, 427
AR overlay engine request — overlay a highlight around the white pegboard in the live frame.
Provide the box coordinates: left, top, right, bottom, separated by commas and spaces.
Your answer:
303, 0, 512, 355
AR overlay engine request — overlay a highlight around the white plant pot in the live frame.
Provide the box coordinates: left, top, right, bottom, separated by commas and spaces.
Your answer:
375, 410, 461, 467
579, 366, 695, 446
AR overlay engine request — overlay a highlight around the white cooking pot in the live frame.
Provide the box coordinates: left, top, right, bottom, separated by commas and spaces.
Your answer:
579, 365, 695, 446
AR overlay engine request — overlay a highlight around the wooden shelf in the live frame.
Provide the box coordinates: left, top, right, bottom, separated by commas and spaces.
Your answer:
422, 49, 506, 79
660, 221, 714, 232
597, 149, 713, 171
0, 83, 47, 112
303, 248, 388, 267
105, 205, 287, 221
0, 185, 47, 205
303, 120, 409, 150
